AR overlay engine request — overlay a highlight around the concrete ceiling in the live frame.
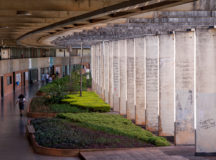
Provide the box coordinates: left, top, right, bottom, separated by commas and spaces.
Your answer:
0, 0, 195, 47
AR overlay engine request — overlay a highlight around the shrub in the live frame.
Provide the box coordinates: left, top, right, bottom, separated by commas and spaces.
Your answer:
50, 104, 89, 113
58, 113, 170, 146
62, 91, 110, 112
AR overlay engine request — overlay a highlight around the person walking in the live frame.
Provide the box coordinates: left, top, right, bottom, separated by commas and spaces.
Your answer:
16, 94, 26, 117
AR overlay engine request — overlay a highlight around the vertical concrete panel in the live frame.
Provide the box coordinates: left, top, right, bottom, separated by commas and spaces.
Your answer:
127, 39, 135, 120
135, 38, 146, 125
91, 46, 95, 91
159, 34, 175, 136
104, 42, 110, 104
196, 29, 216, 154
175, 31, 195, 145
98, 43, 102, 97
113, 41, 120, 112
95, 44, 99, 95
119, 40, 127, 115
146, 36, 159, 132
109, 42, 114, 108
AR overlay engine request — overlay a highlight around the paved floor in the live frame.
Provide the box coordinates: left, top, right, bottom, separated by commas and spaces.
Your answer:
80, 146, 216, 160
0, 83, 79, 160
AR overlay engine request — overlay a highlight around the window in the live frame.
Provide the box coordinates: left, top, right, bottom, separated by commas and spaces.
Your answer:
7, 76, 12, 85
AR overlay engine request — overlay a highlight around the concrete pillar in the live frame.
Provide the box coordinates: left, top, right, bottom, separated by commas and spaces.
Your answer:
91, 46, 95, 91
113, 41, 120, 112
196, 29, 216, 155
104, 41, 109, 104
96, 44, 100, 95
98, 43, 102, 97
109, 41, 114, 109
146, 36, 159, 132
127, 39, 136, 120
135, 38, 146, 125
175, 31, 195, 145
159, 34, 175, 136
100, 43, 105, 99
119, 40, 127, 115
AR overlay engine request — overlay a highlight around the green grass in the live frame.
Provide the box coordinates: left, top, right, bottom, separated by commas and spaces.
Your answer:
50, 104, 88, 113
62, 91, 110, 112
57, 113, 170, 146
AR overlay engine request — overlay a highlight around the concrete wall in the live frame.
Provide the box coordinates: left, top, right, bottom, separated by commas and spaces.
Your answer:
146, 36, 159, 132
159, 34, 175, 136
175, 31, 195, 145
127, 39, 136, 120
196, 29, 216, 154
104, 42, 109, 104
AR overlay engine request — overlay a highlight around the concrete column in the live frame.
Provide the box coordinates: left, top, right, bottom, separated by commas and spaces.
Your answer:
159, 34, 175, 136
196, 29, 216, 155
96, 44, 100, 95
119, 40, 127, 115
98, 43, 102, 97
135, 38, 146, 125
91, 46, 95, 91
104, 41, 109, 104
127, 39, 136, 120
146, 36, 159, 132
109, 41, 114, 109
113, 41, 120, 112
100, 43, 105, 99
175, 31, 195, 145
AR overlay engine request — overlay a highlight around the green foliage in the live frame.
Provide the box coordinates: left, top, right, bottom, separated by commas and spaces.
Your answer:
50, 104, 89, 113
62, 91, 110, 112
31, 118, 150, 149
57, 113, 170, 146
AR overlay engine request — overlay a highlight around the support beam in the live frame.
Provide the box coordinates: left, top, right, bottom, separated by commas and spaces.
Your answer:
127, 39, 136, 120
146, 35, 159, 132
196, 28, 216, 155
159, 34, 175, 136
135, 37, 146, 125
175, 31, 195, 145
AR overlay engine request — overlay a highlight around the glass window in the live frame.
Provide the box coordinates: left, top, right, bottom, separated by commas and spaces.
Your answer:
7, 76, 12, 85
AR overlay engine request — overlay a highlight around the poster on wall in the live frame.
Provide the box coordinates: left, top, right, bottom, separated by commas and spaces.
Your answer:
25, 72, 29, 80
1, 48, 10, 59
16, 73, 21, 86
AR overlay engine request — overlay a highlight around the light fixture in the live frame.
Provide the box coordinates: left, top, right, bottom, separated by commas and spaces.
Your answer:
16, 10, 32, 16
0, 26, 9, 29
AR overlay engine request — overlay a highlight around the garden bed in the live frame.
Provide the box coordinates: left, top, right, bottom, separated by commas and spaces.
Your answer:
31, 118, 153, 150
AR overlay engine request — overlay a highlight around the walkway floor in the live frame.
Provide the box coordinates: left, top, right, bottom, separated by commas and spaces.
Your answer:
0, 83, 79, 160
80, 146, 216, 160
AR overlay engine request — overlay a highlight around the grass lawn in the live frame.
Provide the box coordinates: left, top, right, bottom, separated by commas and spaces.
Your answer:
58, 113, 170, 146
31, 118, 153, 149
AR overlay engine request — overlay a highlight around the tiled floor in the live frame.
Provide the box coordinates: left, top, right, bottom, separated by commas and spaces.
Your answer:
80, 146, 216, 160
0, 83, 79, 160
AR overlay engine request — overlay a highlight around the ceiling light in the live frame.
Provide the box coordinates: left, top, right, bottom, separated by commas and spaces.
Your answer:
17, 11, 32, 16
0, 26, 9, 29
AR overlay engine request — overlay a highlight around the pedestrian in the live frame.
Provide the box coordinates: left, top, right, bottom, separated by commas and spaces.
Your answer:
45, 73, 49, 84
48, 75, 53, 83
16, 94, 26, 117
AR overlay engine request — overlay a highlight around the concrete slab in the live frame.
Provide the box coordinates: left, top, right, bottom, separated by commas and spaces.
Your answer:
146, 36, 159, 132
135, 38, 146, 125
175, 31, 195, 145
196, 29, 216, 155
126, 39, 136, 120
113, 41, 120, 112
119, 40, 127, 115
159, 34, 175, 136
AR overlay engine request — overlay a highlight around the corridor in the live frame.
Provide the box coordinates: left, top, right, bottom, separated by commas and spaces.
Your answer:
0, 84, 79, 160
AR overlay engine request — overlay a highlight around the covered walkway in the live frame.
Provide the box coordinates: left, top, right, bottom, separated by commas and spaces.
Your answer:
0, 84, 79, 160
